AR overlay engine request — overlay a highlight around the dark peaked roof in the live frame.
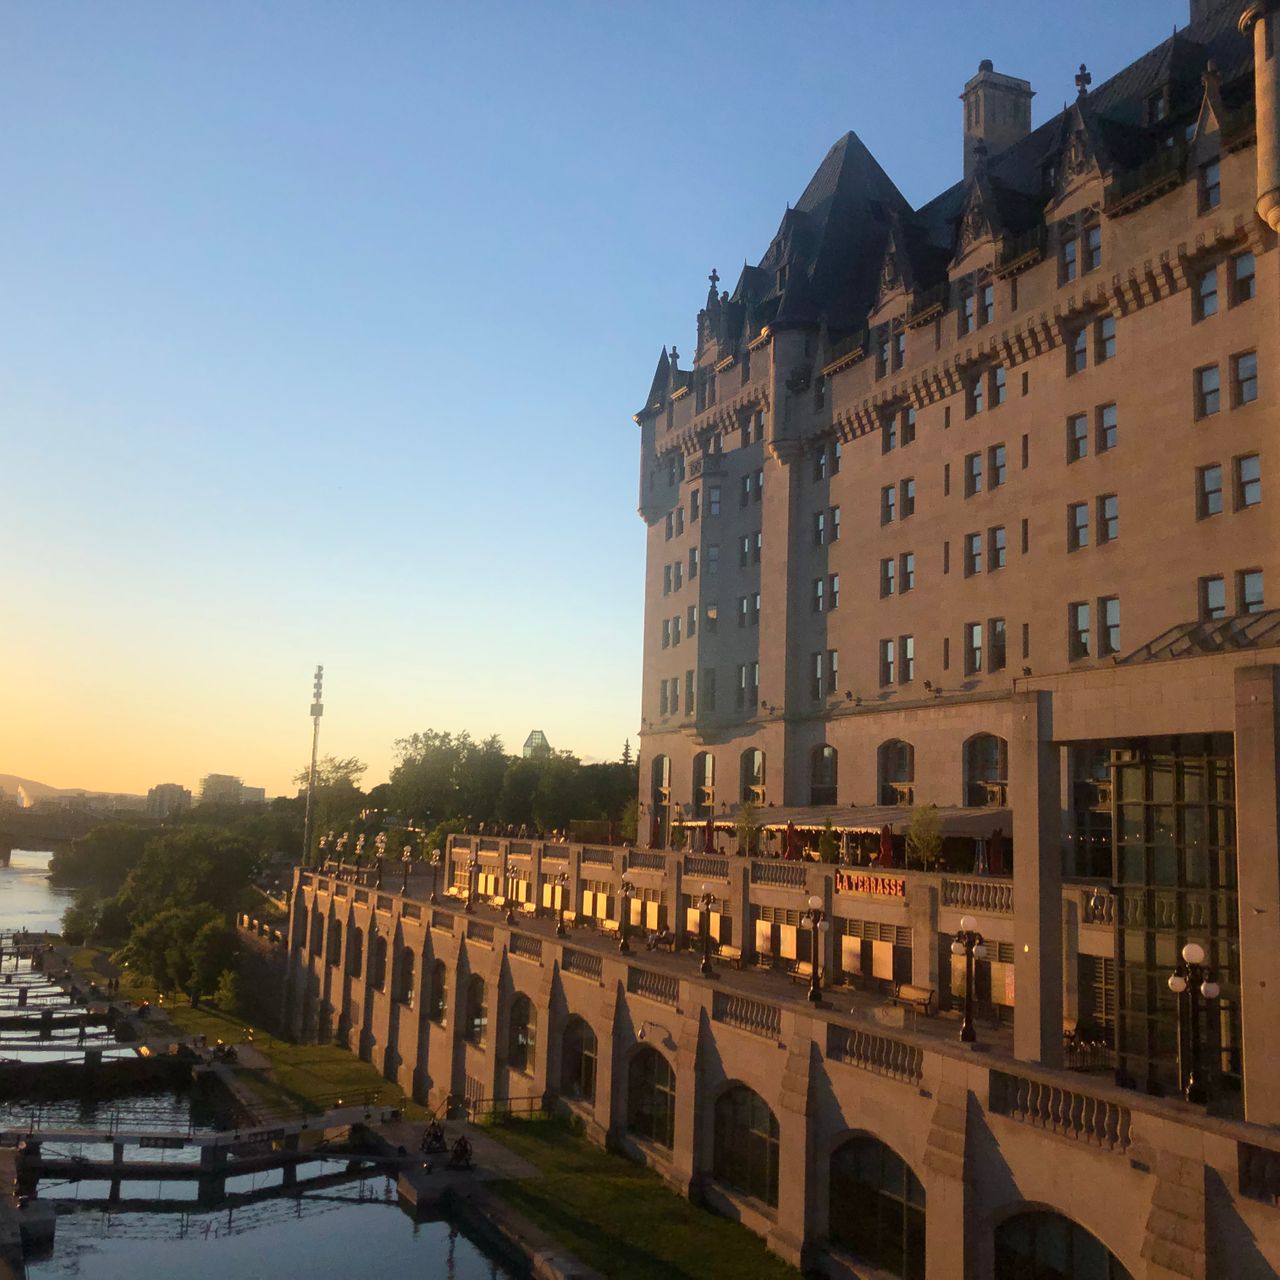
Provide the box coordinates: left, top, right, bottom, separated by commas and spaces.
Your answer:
643, 347, 669, 411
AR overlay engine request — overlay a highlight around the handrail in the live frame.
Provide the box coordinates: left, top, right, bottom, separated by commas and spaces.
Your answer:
989, 1068, 1131, 1151
712, 991, 781, 1039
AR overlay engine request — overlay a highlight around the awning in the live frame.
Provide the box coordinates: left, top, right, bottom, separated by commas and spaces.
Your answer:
677, 805, 1009, 838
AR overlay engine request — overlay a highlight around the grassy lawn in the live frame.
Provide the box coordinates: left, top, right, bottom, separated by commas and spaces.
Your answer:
485, 1120, 800, 1280
67, 944, 428, 1121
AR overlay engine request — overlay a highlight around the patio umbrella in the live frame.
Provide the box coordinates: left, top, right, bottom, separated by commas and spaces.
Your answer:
989, 827, 1006, 876
705, 814, 715, 853
785, 821, 798, 860
650, 815, 661, 848
879, 824, 895, 867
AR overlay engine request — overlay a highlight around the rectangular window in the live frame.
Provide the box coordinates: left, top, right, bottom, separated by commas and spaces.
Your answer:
664, 513, 673, 541
673, 561, 683, 590
1069, 328, 1087, 374
663, 564, 672, 594
705, 602, 718, 632
1200, 575, 1226, 621
943, 636, 950, 670
1098, 403, 1117, 453
1196, 364, 1221, 417
706, 544, 719, 575
1021, 518, 1029, 554
689, 547, 698, 578
1100, 596, 1120, 656
690, 490, 700, 522
964, 621, 983, 674
674, 508, 684, 536
814, 511, 825, 545
1237, 454, 1262, 508
877, 333, 890, 378
811, 651, 825, 701
901, 477, 916, 517
752, 531, 762, 564
738, 596, 748, 628
1202, 159, 1221, 211
989, 618, 1007, 672
814, 449, 827, 481
894, 330, 906, 370
1068, 502, 1089, 551
1098, 494, 1118, 543
902, 407, 917, 445
828, 649, 839, 693
943, 462, 951, 497
961, 290, 976, 335
829, 574, 840, 609
1062, 236, 1078, 283
1198, 464, 1223, 518
1240, 569, 1265, 614
754, 468, 764, 502
900, 635, 915, 683
830, 506, 841, 541
1085, 225, 1102, 272
1022, 621, 1030, 659
660, 681, 668, 715
740, 474, 751, 507
832, 441, 842, 474
1068, 602, 1091, 661
672, 615, 681, 645
751, 593, 760, 626
685, 669, 694, 708
1095, 315, 1116, 363
879, 639, 895, 687
738, 535, 750, 567
1067, 412, 1088, 462
1232, 252, 1256, 304
989, 525, 1007, 570
964, 531, 982, 576
661, 619, 670, 649
969, 375, 985, 416
735, 664, 747, 709
708, 486, 721, 516
670, 678, 679, 715
989, 444, 1006, 488
979, 283, 994, 326
880, 558, 896, 597
943, 540, 951, 575
965, 452, 982, 496
992, 364, 1007, 406
1234, 351, 1259, 406
900, 552, 915, 591
882, 415, 897, 453
702, 667, 716, 711
1196, 266, 1218, 320
687, 604, 697, 637
881, 485, 897, 524
813, 578, 826, 612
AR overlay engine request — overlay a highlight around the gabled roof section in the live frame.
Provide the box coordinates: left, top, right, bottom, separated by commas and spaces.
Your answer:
642, 347, 670, 414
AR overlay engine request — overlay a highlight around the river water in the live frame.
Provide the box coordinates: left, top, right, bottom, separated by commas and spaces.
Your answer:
1, 849, 515, 1279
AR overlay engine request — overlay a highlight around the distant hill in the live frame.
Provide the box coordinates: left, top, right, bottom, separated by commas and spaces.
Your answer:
0, 774, 143, 802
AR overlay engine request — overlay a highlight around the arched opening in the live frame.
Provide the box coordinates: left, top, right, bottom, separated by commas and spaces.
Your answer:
370, 935, 388, 990
829, 1135, 925, 1280
740, 748, 765, 805
995, 1210, 1132, 1280
508, 995, 536, 1074
692, 752, 715, 819
396, 946, 415, 1005
650, 755, 672, 848
427, 960, 447, 1024
878, 740, 915, 806
561, 1017, 597, 1102
810, 744, 838, 807
309, 909, 324, 957
964, 734, 1009, 806
713, 1085, 780, 1206
465, 975, 487, 1045
326, 919, 343, 967
627, 1046, 676, 1148
346, 926, 364, 978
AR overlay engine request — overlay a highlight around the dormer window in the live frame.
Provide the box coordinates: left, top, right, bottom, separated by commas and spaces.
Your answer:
776, 264, 789, 291
1147, 89, 1169, 124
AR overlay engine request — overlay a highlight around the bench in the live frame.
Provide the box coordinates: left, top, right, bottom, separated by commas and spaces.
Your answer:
519, 902, 538, 916
600, 919, 620, 936
717, 944, 743, 970
648, 932, 677, 953
888, 982, 936, 1016
788, 960, 814, 985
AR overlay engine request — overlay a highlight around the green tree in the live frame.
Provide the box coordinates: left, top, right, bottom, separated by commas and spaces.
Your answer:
905, 804, 942, 871
111, 826, 260, 926
49, 823, 152, 891
61, 894, 101, 946
736, 801, 762, 856
121, 904, 220, 994
620, 797, 639, 844
498, 757, 542, 828
189, 919, 240, 1006
214, 968, 242, 1014
818, 820, 840, 864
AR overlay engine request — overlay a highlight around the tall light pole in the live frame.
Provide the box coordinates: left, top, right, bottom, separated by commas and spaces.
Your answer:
301, 665, 324, 867
1169, 941, 1220, 1105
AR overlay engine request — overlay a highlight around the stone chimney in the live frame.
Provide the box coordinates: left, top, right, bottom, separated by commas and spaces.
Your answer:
962, 60, 1035, 182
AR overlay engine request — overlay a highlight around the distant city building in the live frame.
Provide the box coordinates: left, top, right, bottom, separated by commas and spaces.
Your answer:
198, 774, 264, 806
146, 783, 192, 819
522, 730, 552, 759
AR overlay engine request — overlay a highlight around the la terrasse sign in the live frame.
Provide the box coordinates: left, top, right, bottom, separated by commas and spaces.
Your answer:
835, 871, 907, 899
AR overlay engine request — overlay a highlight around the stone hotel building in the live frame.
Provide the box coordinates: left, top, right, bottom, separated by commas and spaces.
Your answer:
288, 3, 1280, 1276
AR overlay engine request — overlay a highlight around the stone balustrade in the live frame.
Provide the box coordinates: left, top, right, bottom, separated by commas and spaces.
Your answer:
628, 966, 680, 1007
712, 991, 781, 1039
826, 1022, 924, 1084
989, 1069, 1132, 1152
941, 876, 1014, 914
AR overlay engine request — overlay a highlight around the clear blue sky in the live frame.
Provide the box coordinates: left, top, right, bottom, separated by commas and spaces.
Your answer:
0, 0, 1182, 796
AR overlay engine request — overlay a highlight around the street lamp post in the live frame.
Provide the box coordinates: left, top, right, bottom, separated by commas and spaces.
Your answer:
801, 895, 830, 1004
429, 849, 442, 904
465, 856, 478, 914
375, 833, 387, 890
401, 845, 414, 895
951, 915, 987, 1044
1168, 941, 1221, 1105
618, 880, 635, 955
301, 665, 324, 867
698, 884, 717, 977
553, 871, 569, 938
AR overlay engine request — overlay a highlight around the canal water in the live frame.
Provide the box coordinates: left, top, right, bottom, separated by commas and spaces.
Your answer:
2, 849, 516, 1279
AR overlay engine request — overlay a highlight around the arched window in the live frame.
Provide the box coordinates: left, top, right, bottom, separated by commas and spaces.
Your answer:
346, 926, 364, 978
713, 1086, 780, 1206
740, 748, 765, 804
692, 752, 715, 818
965, 734, 1009, 807
829, 1135, 925, 1280
309, 909, 324, 957
326, 919, 343, 967
627, 1047, 676, 1148
650, 755, 672, 848
561, 1017, 597, 1101
370, 935, 388, 990
427, 960, 447, 1024
508, 995, 536, 1073
465, 975, 487, 1045
396, 946, 415, 1005
995, 1211, 1132, 1280
811, 745, 838, 806
878, 740, 916, 806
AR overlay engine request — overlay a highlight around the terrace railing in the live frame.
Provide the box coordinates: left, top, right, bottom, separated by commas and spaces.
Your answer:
942, 876, 1013, 914
989, 1069, 1131, 1152
628, 967, 680, 1007
712, 992, 781, 1040
826, 1023, 923, 1084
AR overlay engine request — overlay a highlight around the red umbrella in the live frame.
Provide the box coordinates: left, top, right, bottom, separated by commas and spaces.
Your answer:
650, 815, 661, 849
704, 814, 715, 853
784, 821, 798, 861
989, 827, 1006, 876
879, 824, 895, 867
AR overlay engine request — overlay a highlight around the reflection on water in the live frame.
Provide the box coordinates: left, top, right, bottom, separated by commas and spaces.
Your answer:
1, 849, 73, 935
28, 1171, 513, 1279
